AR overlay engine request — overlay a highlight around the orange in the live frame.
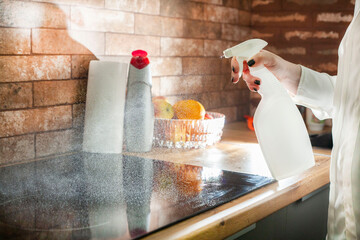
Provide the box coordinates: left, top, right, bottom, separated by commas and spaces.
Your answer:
173, 100, 206, 120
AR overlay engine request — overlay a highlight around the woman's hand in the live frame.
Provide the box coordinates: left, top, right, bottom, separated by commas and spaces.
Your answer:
231, 50, 302, 95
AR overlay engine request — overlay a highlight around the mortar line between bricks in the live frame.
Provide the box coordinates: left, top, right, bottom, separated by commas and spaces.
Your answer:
34, 134, 37, 159
0, 103, 75, 113
0, 78, 87, 84
0, 127, 75, 140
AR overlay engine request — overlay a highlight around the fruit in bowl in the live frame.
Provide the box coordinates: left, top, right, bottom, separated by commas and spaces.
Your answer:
153, 98, 225, 149
153, 96, 174, 119
173, 99, 205, 120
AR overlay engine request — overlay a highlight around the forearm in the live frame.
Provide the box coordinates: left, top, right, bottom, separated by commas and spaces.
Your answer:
268, 56, 301, 95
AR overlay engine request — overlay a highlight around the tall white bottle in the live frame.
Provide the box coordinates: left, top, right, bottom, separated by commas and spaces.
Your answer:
124, 50, 154, 152
222, 39, 315, 180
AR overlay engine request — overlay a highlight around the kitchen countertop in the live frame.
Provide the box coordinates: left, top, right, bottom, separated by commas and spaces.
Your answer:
127, 121, 332, 240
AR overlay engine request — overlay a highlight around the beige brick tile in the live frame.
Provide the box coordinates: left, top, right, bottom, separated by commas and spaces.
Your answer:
159, 76, 203, 96
182, 57, 222, 75
316, 12, 353, 23
251, 27, 280, 42
283, 30, 340, 41
183, 20, 222, 39
159, 76, 182, 96
224, 0, 252, 10
202, 75, 223, 92
220, 90, 242, 106
221, 57, 232, 74
252, 0, 281, 11
152, 77, 161, 96
135, 14, 161, 36
161, 38, 203, 56
199, 92, 222, 109
34, 0, 104, 7
32, 29, 104, 55
191, 0, 222, 4
223, 0, 241, 9
0, 106, 72, 137
315, 62, 338, 73
0, 28, 30, 54
183, 76, 204, 94
160, 0, 204, 20
0, 1, 69, 28
266, 46, 306, 55
73, 103, 86, 128
36, 129, 82, 157
239, 10, 251, 26
204, 5, 238, 24
71, 7, 134, 33
34, 80, 87, 107
221, 24, 251, 41
0, 56, 71, 82
164, 95, 189, 105
135, 14, 183, 37
223, 75, 248, 90
251, 12, 311, 27
71, 55, 98, 79
105, 0, 160, 14
152, 57, 182, 76
204, 40, 235, 56
211, 106, 237, 122
0, 135, 35, 165
0, 83, 33, 110
106, 33, 160, 56
237, 104, 250, 120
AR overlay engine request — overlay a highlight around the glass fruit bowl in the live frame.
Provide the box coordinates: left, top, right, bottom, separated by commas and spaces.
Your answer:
153, 112, 225, 149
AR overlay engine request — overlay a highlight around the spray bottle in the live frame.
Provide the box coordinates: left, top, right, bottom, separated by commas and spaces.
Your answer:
222, 39, 315, 180
124, 50, 154, 152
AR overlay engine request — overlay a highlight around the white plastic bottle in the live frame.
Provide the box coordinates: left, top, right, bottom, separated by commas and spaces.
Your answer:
222, 39, 315, 180
124, 50, 154, 152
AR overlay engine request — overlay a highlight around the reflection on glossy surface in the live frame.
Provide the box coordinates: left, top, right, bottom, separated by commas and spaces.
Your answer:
0, 153, 274, 239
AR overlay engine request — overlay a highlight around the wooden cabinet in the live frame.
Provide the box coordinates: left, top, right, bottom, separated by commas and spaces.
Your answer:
226, 184, 330, 240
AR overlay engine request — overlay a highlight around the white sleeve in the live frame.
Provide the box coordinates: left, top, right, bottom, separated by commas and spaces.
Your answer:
291, 65, 336, 120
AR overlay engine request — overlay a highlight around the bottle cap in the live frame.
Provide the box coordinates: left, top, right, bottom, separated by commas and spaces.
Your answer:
130, 50, 150, 69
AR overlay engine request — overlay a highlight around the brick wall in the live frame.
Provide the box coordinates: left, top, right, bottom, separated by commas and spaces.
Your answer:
251, 0, 354, 75
0, 0, 252, 166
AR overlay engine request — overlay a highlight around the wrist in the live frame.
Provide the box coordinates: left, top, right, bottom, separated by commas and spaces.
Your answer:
281, 61, 301, 95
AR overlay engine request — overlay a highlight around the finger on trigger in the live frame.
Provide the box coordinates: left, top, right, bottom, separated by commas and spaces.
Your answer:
231, 71, 240, 84
248, 83, 259, 92
243, 60, 249, 74
231, 57, 240, 73
242, 68, 258, 84
247, 51, 264, 68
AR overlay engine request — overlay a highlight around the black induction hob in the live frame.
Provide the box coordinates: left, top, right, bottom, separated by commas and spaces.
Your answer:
0, 153, 274, 240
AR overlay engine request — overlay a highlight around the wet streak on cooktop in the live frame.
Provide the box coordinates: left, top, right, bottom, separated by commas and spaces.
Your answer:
0, 153, 274, 240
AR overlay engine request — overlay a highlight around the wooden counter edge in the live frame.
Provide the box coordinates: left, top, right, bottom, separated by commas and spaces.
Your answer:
142, 155, 330, 240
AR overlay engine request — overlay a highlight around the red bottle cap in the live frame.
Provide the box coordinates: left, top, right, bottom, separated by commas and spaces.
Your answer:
130, 50, 150, 69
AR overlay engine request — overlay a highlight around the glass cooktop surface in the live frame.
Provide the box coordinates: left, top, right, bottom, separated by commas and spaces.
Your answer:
0, 153, 274, 239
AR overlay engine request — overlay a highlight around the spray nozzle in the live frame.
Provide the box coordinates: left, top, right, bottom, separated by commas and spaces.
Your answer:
221, 39, 268, 78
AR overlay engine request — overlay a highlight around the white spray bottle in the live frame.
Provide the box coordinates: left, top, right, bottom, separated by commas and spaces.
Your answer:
222, 39, 315, 180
